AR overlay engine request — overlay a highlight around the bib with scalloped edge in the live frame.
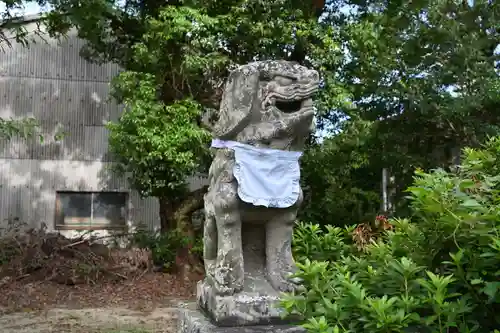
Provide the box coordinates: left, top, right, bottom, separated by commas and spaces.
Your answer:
211, 138, 302, 208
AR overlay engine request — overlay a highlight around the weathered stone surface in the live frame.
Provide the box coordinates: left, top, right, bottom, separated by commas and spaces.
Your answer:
200, 60, 319, 327
197, 222, 303, 326
197, 279, 284, 326
178, 304, 305, 333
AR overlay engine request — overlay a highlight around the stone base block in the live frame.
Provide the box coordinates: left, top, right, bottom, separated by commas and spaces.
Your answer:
178, 304, 305, 333
197, 279, 292, 327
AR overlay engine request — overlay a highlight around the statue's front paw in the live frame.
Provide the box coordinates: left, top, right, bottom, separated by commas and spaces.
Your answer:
273, 279, 299, 293
268, 271, 302, 293
214, 283, 241, 296
212, 266, 244, 296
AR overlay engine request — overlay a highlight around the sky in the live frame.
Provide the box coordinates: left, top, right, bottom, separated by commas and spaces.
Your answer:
0, 2, 49, 16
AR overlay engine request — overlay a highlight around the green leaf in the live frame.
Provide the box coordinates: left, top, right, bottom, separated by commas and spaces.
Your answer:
482, 282, 500, 301
470, 279, 483, 285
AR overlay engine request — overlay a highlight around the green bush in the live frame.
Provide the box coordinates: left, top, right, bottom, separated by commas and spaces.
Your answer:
284, 137, 500, 333
130, 225, 189, 271
292, 222, 356, 263
190, 234, 204, 262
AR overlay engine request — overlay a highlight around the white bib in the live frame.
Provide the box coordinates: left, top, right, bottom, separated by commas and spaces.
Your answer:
211, 139, 302, 208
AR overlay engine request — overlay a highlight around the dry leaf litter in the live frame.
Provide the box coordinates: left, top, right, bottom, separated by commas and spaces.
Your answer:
0, 223, 200, 315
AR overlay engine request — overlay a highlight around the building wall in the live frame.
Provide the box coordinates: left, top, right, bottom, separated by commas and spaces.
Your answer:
0, 18, 207, 236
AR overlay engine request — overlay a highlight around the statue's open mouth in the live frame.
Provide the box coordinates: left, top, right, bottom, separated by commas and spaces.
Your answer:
275, 100, 302, 113
274, 98, 313, 114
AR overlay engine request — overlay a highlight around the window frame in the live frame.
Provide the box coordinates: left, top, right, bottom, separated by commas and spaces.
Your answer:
54, 191, 129, 230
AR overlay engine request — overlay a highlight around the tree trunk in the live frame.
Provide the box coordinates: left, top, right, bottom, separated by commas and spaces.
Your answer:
159, 196, 176, 233
173, 185, 209, 277
174, 185, 208, 235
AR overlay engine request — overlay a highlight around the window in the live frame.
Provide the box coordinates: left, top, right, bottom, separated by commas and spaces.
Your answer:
55, 191, 128, 230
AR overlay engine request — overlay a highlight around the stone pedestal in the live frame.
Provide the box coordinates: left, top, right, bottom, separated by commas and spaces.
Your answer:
177, 223, 304, 332
196, 223, 293, 327
197, 279, 286, 327
178, 304, 305, 333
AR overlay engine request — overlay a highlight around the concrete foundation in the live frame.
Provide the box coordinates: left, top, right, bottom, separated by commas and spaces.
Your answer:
177, 304, 305, 333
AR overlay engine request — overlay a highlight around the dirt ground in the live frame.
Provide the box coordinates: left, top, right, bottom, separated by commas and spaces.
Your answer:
0, 273, 199, 333
0, 228, 202, 332
0, 306, 180, 333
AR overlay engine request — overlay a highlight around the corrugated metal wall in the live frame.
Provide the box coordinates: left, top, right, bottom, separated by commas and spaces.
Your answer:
0, 19, 208, 235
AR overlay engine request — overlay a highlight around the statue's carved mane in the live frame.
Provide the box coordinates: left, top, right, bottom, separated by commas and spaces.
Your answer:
212, 61, 316, 141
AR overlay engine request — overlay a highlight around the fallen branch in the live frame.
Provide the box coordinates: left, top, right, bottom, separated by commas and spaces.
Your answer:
61, 232, 131, 249
0, 224, 152, 286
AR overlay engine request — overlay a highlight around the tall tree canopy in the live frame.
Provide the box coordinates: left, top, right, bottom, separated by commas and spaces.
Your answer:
34, 0, 499, 227
342, 0, 500, 192
41, 0, 346, 231
300, 0, 499, 225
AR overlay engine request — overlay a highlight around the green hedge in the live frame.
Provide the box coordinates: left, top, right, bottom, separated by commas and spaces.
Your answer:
284, 137, 500, 333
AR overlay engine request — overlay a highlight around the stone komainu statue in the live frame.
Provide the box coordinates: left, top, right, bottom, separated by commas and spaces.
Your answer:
203, 60, 320, 297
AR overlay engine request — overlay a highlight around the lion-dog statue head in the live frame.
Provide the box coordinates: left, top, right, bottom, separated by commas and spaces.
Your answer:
200, 61, 320, 314
212, 60, 319, 149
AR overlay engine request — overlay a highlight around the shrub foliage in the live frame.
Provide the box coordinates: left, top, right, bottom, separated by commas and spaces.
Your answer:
285, 137, 500, 333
